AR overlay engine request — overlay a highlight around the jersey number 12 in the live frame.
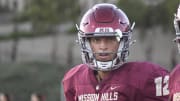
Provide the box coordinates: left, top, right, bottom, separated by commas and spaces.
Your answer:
154, 75, 169, 96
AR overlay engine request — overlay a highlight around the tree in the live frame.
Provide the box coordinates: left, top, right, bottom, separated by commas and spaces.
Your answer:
20, 0, 80, 34
117, 0, 179, 31
18, 0, 80, 63
159, 0, 179, 31
117, 0, 147, 28
117, 0, 179, 64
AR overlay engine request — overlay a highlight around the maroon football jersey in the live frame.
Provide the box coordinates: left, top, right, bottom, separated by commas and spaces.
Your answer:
62, 61, 169, 101
169, 64, 180, 101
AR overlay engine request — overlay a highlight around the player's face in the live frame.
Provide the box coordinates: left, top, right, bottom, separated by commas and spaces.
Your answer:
0, 94, 7, 101
173, 92, 180, 101
89, 36, 120, 62
31, 95, 40, 101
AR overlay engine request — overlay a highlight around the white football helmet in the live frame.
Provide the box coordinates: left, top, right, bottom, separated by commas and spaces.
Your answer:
174, 4, 180, 53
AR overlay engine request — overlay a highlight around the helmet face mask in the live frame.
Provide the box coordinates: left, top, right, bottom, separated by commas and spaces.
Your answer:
76, 3, 135, 71
174, 4, 180, 53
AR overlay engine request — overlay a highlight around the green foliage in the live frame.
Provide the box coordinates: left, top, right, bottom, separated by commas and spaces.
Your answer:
57, 0, 81, 22
0, 62, 67, 101
117, 0, 147, 28
18, 0, 80, 34
159, 0, 180, 31
24, 0, 58, 24
25, 0, 80, 23
117, 0, 179, 31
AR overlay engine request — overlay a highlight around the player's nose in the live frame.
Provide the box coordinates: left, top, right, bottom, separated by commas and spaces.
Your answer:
99, 39, 108, 50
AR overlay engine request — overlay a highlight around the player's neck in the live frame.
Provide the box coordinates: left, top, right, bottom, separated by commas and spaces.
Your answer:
95, 71, 110, 82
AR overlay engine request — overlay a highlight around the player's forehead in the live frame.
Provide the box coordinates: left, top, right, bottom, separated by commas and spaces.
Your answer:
88, 36, 120, 42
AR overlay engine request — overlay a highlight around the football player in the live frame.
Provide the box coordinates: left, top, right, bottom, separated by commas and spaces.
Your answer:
169, 4, 180, 101
62, 3, 169, 101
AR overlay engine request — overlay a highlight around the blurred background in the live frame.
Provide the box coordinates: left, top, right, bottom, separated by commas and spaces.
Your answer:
0, 0, 179, 101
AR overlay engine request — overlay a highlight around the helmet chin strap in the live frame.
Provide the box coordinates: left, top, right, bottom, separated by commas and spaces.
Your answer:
93, 57, 118, 71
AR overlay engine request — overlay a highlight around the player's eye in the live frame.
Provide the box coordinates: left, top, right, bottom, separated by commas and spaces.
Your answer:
90, 37, 101, 43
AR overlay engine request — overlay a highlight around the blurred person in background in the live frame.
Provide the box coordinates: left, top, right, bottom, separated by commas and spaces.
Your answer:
0, 93, 11, 101
169, 4, 180, 101
30, 93, 45, 101
62, 3, 169, 101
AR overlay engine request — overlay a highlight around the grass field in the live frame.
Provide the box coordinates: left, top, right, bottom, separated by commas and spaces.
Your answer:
0, 61, 69, 101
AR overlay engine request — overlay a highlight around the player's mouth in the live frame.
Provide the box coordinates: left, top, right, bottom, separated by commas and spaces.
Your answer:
99, 53, 109, 56
96, 53, 113, 61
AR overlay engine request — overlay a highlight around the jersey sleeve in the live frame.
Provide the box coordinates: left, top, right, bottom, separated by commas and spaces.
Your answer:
61, 65, 85, 101
62, 73, 76, 101
63, 85, 75, 101
143, 64, 170, 101
62, 67, 76, 101
169, 64, 180, 101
